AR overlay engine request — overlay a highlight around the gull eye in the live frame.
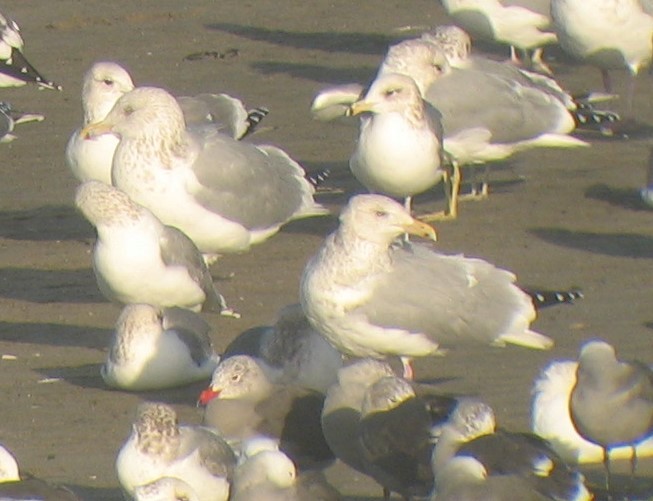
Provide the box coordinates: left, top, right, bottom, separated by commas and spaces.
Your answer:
123, 105, 135, 116
103, 78, 114, 86
374, 210, 388, 218
384, 88, 399, 97
231, 373, 241, 382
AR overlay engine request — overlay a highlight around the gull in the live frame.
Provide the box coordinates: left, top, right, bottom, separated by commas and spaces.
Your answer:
133, 477, 200, 501
75, 181, 234, 315
438, 0, 557, 74
432, 399, 591, 501
531, 359, 653, 464
198, 355, 334, 470
222, 303, 343, 393
348, 72, 447, 218
550, 0, 653, 114
0, 10, 60, 89
569, 340, 653, 491
0, 101, 44, 143
0, 444, 81, 499
66, 61, 269, 185
116, 402, 237, 501
101, 304, 220, 391
82, 86, 327, 256
300, 194, 552, 379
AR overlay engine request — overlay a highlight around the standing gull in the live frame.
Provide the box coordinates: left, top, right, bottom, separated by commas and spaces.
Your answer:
116, 402, 237, 501
551, 0, 653, 114
0, 10, 60, 89
66, 61, 269, 185
102, 304, 220, 391
348, 72, 447, 218
300, 194, 552, 379
569, 340, 653, 491
439, 0, 557, 73
81, 86, 327, 257
75, 181, 234, 315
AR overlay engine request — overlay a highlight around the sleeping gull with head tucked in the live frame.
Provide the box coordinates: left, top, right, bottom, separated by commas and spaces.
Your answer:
75, 180, 235, 315
81, 86, 327, 258
66, 61, 269, 185
300, 194, 552, 379
102, 304, 220, 391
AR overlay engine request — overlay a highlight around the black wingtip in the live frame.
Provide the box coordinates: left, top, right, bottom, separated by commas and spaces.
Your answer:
240, 106, 269, 138
523, 288, 584, 309
307, 168, 331, 189
0, 47, 61, 90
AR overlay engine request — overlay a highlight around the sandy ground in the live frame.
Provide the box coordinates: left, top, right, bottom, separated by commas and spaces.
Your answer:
0, 0, 652, 499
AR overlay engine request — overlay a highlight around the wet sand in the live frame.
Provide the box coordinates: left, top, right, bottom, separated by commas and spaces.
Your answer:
0, 1, 652, 499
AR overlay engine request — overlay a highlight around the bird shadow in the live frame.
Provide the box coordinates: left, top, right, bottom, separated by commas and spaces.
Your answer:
33, 364, 210, 406
585, 183, 653, 212
205, 22, 398, 55
0, 268, 104, 303
65, 485, 122, 501
581, 468, 653, 501
250, 61, 377, 85
528, 227, 653, 259
0, 321, 110, 350
0, 205, 93, 241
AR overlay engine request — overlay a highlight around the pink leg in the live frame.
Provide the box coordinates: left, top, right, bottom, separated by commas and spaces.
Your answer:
400, 356, 414, 380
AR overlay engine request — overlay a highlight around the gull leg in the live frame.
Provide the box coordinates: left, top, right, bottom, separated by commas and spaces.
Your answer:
530, 47, 554, 76
418, 163, 459, 221
400, 356, 414, 380
601, 69, 613, 94
625, 73, 636, 116
510, 45, 520, 65
458, 164, 489, 202
603, 446, 612, 497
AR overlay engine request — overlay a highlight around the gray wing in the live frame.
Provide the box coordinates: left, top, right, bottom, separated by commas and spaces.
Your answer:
500, 0, 551, 18
426, 69, 567, 143
159, 225, 223, 311
162, 307, 214, 365
310, 83, 365, 121
223, 326, 268, 360
179, 93, 249, 139
188, 131, 319, 229
193, 427, 238, 479
354, 245, 531, 347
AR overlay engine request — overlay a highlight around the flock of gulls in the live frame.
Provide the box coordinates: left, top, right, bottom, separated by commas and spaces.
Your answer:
0, 1, 653, 500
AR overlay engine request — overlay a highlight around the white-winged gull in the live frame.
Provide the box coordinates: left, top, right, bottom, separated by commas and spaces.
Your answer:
300, 194, 552, 379
101, 304, 220, 391
81, 86, 328, 257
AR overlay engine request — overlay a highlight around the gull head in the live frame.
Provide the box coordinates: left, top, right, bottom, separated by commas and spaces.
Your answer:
361, 375, 416, 416
75, 180, 143, 227
421, 25, 472, 66
236, 450, 297, 489
115, 304, 163, 340
576, 339, 621, 385
133, 402, 181, 457
82, 86, 185, 142
199, 355, 272, 405
349, 73, 424, 120
82, 61, 135, 124
379, 39, 450, 95
449, 398, 496, 442
339, 194, 437, 245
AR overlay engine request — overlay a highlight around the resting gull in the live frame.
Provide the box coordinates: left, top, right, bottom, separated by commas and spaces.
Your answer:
222, 303, 343, 393
66, 61, 269, 185
432, 399, 591, 501
0, 10, 60, 89
300, 194, 552, 379
569, 340, 653, 491
438, 0, 557, 74
348, 72, 447, 218
75, 181, 235, 315
81, 86, 327, 257
532, 359, 653, 464
116, 402, 237, 501
101, 304, 220, 391
551, 0, 653, 114
198, 355, 334, 470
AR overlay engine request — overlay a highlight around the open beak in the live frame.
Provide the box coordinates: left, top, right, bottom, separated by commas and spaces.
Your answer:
80, 121, 114, 140
403, 219, 437, 241
197, 387, 220, 406
348, 100, 374, 116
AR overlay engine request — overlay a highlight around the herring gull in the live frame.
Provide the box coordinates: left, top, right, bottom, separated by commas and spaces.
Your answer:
432, 399, 591, 501
101, 304, 220, 391
348, 72, 447, 218
82, 87, 328, 257
75, 181, 234, 315
569, 340, 653, 491
0, 10, 60, 89
438, 0, 557, 74
66, 61, 270, 185
116, 402, 236, 501
550, 0, 653, 114
300, 194, 552, 379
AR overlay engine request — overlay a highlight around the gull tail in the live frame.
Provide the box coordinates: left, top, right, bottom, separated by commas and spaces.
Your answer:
522, 288, 584, 309
241, 106, 270, 138
499, 330, 554, 350
0, 47, 62, 90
